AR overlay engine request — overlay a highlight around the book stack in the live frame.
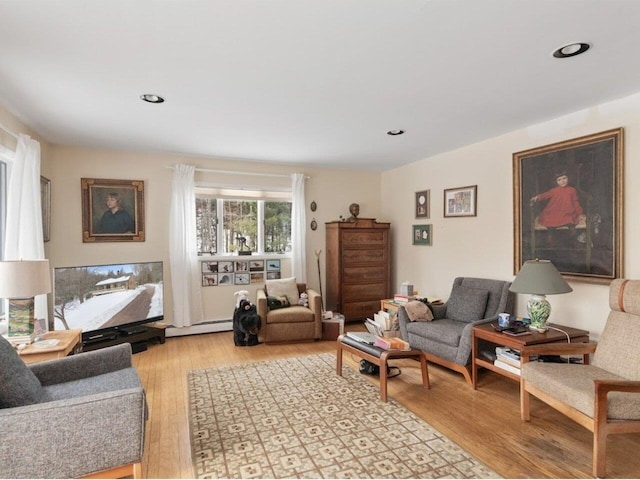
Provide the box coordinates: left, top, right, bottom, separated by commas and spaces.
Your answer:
494, 347, 522, 376
365, 309, 399, 337
494, 346, 538, 375
393, 293, 415, 303
374, 336, 411, 351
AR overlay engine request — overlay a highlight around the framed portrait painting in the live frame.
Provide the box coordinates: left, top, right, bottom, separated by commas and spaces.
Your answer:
444, 185, 477, 217
513, 128, 623, 283
81, 178, 145, 242
415, 190, 430, 218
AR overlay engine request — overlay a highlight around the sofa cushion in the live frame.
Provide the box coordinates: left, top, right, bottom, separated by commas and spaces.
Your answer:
265, 306, 314, 325
0, 335, 46, 408
43, 368, 143, 401
265, 277, 299, 304
407, 318, 465, 348
446, 285, 489, 322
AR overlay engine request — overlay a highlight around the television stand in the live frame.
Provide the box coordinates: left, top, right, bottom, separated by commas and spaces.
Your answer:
82, 324, 166, 353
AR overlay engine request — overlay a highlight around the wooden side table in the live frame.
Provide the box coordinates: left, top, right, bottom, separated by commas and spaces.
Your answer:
472, 322, 589, 389
19, 329, 83, 364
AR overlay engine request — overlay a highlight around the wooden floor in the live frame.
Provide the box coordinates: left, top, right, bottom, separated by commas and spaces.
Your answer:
132, 329, 640, 479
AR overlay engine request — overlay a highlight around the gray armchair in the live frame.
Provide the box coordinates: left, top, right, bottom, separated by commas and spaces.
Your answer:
398, 277, 514, 384
0, 338, 146, 479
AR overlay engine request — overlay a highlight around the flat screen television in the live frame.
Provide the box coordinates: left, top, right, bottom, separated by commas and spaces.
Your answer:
53, 261, 164, 341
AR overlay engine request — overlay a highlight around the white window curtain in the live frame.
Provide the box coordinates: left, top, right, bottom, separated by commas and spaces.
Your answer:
4, 134, 47, 321
291, 173, 306, 282
169, 164, 203, 327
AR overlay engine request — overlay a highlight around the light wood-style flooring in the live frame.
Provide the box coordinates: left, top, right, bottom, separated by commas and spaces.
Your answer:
132, 330, 640, 479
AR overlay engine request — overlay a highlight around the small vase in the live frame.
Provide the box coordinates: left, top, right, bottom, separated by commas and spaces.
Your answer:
527, 294, 551, 332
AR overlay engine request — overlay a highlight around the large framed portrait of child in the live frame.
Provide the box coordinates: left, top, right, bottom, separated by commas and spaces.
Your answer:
513, 128, 623, 284
81, 178, 145, 242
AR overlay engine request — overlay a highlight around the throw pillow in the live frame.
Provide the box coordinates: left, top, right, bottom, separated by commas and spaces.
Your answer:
267, 295, 291, 310
0, 336, 46, 408
403, 301, 434, 322
265, 277, 300, 305
446, 285, 489, 322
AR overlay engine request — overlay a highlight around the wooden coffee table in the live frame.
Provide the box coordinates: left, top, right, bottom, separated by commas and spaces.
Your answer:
472, 322, 589, 389
336, 334, 430, 402
19, 329, 83, 364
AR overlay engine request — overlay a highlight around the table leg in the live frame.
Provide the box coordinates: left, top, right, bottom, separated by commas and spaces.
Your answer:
336, 340, 343, 376
471, 331, 478, 390
380, 351, 389, 402
419, 354, 430, 389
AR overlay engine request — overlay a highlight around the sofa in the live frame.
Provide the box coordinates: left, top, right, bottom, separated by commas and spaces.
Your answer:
398, 276, 514, 384
0, 338, 147, 478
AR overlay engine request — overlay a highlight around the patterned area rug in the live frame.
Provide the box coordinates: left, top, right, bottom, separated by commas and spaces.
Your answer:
187, 353, 498, 479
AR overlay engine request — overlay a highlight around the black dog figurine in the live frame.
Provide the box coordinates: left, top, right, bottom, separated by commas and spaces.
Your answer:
233, 299, 261, 346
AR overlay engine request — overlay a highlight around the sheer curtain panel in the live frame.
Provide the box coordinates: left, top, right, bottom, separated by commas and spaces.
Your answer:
169, 164, 203, 327
291, 173, 306, 283
4, 134, 47, 321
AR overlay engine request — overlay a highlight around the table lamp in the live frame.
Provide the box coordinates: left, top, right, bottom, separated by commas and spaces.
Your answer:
509, 259, 572, 332
0, 259, 52, 343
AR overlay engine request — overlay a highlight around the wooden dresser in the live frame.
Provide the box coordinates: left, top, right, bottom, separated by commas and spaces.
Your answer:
325, 218, 391, 321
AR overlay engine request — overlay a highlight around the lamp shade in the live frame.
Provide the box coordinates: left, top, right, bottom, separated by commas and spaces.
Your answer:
509, 259, 572, 295
0, 260, 52, 298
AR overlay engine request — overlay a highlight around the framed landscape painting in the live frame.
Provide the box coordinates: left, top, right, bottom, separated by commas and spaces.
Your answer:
513, 128, 623, 283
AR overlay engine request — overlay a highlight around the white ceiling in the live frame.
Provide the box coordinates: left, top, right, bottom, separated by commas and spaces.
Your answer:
1, 0, 640, 172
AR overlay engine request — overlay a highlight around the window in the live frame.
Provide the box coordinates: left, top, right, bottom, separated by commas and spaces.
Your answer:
196, 186, 292, 256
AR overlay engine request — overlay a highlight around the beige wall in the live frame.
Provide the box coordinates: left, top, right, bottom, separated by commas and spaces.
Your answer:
382, 91, 640, 339
45, 146, 382, 324
7, 89, 640, 337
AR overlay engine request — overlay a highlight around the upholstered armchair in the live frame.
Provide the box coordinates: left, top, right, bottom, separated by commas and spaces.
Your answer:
256, 277, 322, 343
398, 277, 514, 384
0, 339, 146, 479
520, 278, 640, 478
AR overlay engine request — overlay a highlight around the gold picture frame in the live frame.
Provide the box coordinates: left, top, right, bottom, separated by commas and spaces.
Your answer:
81, 178, 145, 242
513, 128, 623, 283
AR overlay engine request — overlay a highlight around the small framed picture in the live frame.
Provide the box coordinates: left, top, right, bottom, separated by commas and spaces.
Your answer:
202, 274, 218, 286
444, 185, 477, 217
413, 225, 432, 246
266, 259, 281, 271
218, 273, 233, 285
266, 271, 281, 280
415, 190, 430, 218
235, 273, 250, 285
201, 261, 218, 273
235, 261, 249, 272
250, 260, 264, 272
218, 261, 234, 273
250, 272, 264, 284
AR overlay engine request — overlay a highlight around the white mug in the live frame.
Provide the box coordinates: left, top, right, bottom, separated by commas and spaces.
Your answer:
497, 313, 511, 328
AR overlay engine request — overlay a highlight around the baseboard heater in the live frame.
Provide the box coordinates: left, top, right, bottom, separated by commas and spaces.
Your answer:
166, 319, 232, 337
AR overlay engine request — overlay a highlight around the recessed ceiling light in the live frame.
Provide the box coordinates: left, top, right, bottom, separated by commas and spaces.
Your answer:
140, 93, 165, 103
553, 42, 590, 58
387, 129, 405, 136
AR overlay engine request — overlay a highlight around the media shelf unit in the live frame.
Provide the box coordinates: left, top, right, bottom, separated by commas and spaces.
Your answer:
82, 324, 166, 354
